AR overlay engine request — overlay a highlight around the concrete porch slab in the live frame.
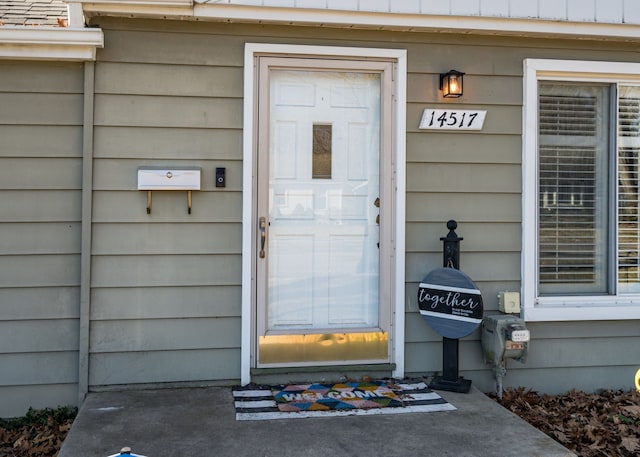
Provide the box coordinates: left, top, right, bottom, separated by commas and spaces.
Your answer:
59, 385, 575, 457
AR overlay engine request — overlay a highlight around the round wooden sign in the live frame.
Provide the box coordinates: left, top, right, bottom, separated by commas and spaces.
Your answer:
418, 267, 483, 339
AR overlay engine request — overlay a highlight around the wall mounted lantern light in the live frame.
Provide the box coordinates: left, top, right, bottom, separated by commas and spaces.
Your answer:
440, 70, 464, 98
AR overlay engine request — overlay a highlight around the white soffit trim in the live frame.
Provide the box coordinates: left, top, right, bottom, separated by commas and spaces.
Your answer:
0, 27, 104, 61
79, 1, 640, 41
195, 5, 640, 41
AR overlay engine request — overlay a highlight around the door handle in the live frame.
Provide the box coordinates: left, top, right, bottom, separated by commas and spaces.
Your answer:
374, 197, 380, 249
259, 217, 267, 259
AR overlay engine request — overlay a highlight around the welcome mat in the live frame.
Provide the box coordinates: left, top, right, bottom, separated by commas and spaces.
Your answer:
233, 380, 455, 420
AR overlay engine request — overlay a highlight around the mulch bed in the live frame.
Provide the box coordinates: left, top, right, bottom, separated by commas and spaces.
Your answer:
0, 407, 76, 457
492, 388, 640, 456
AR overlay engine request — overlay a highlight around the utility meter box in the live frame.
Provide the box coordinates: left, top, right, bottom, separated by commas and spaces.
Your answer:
481, 314, 530, 365
497, 291, 520, 314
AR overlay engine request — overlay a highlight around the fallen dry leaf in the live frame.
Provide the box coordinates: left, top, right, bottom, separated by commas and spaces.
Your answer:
622, 404, 640, 417
619, 436, 639, 452
492, 388, 640, 457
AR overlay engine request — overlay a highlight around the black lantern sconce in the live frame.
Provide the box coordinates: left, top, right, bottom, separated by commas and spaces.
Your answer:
440, 70, 464, 98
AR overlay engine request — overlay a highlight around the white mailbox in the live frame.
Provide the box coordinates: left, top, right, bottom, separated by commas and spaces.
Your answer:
137, 168, 201, 190
137, 167, 201, 214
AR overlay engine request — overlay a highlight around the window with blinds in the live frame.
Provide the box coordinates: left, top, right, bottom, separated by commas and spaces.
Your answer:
538, 84, 609, 295
618, 88, 640, 292
537, 83, 640, 296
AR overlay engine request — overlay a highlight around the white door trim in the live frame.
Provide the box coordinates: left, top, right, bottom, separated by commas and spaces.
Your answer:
241, 43, 406, 384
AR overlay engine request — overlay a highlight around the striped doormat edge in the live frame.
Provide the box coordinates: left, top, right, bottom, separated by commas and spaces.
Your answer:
233, 381, 456, 421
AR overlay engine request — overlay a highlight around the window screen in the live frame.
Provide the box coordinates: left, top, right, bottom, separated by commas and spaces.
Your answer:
538, 83, 610, 295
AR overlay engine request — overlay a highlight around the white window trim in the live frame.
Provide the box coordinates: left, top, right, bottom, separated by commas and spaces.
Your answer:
241, 43, 407, 384
523, 58, 640, 322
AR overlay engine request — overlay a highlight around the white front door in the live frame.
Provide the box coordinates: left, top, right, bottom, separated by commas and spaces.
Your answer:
267, 69, 380, 330
255, 57, 394, 366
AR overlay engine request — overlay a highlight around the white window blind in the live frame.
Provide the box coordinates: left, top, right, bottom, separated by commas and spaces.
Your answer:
538, 84, 609, 295
618, 88, 640, 292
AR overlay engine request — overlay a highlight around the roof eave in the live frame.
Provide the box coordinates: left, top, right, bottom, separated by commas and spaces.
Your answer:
0, 27, 104, 61
75, 2, 640, 42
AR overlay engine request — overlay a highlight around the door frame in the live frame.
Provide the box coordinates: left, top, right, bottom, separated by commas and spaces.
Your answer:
241, 43, 407, 384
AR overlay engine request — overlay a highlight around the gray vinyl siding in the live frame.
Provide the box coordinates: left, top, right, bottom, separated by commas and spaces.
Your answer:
83, 17, 640, 394
88, 23, 244, 388
402, 37, 640, 393
3, 16, 639, 417
0, 61, 83, 417
404, 39, 523, 384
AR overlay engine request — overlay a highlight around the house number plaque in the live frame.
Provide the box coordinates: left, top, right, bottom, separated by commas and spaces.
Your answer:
419, 109, 487, 130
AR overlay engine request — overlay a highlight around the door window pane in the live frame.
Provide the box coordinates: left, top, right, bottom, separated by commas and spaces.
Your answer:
312, 123, 332, 179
